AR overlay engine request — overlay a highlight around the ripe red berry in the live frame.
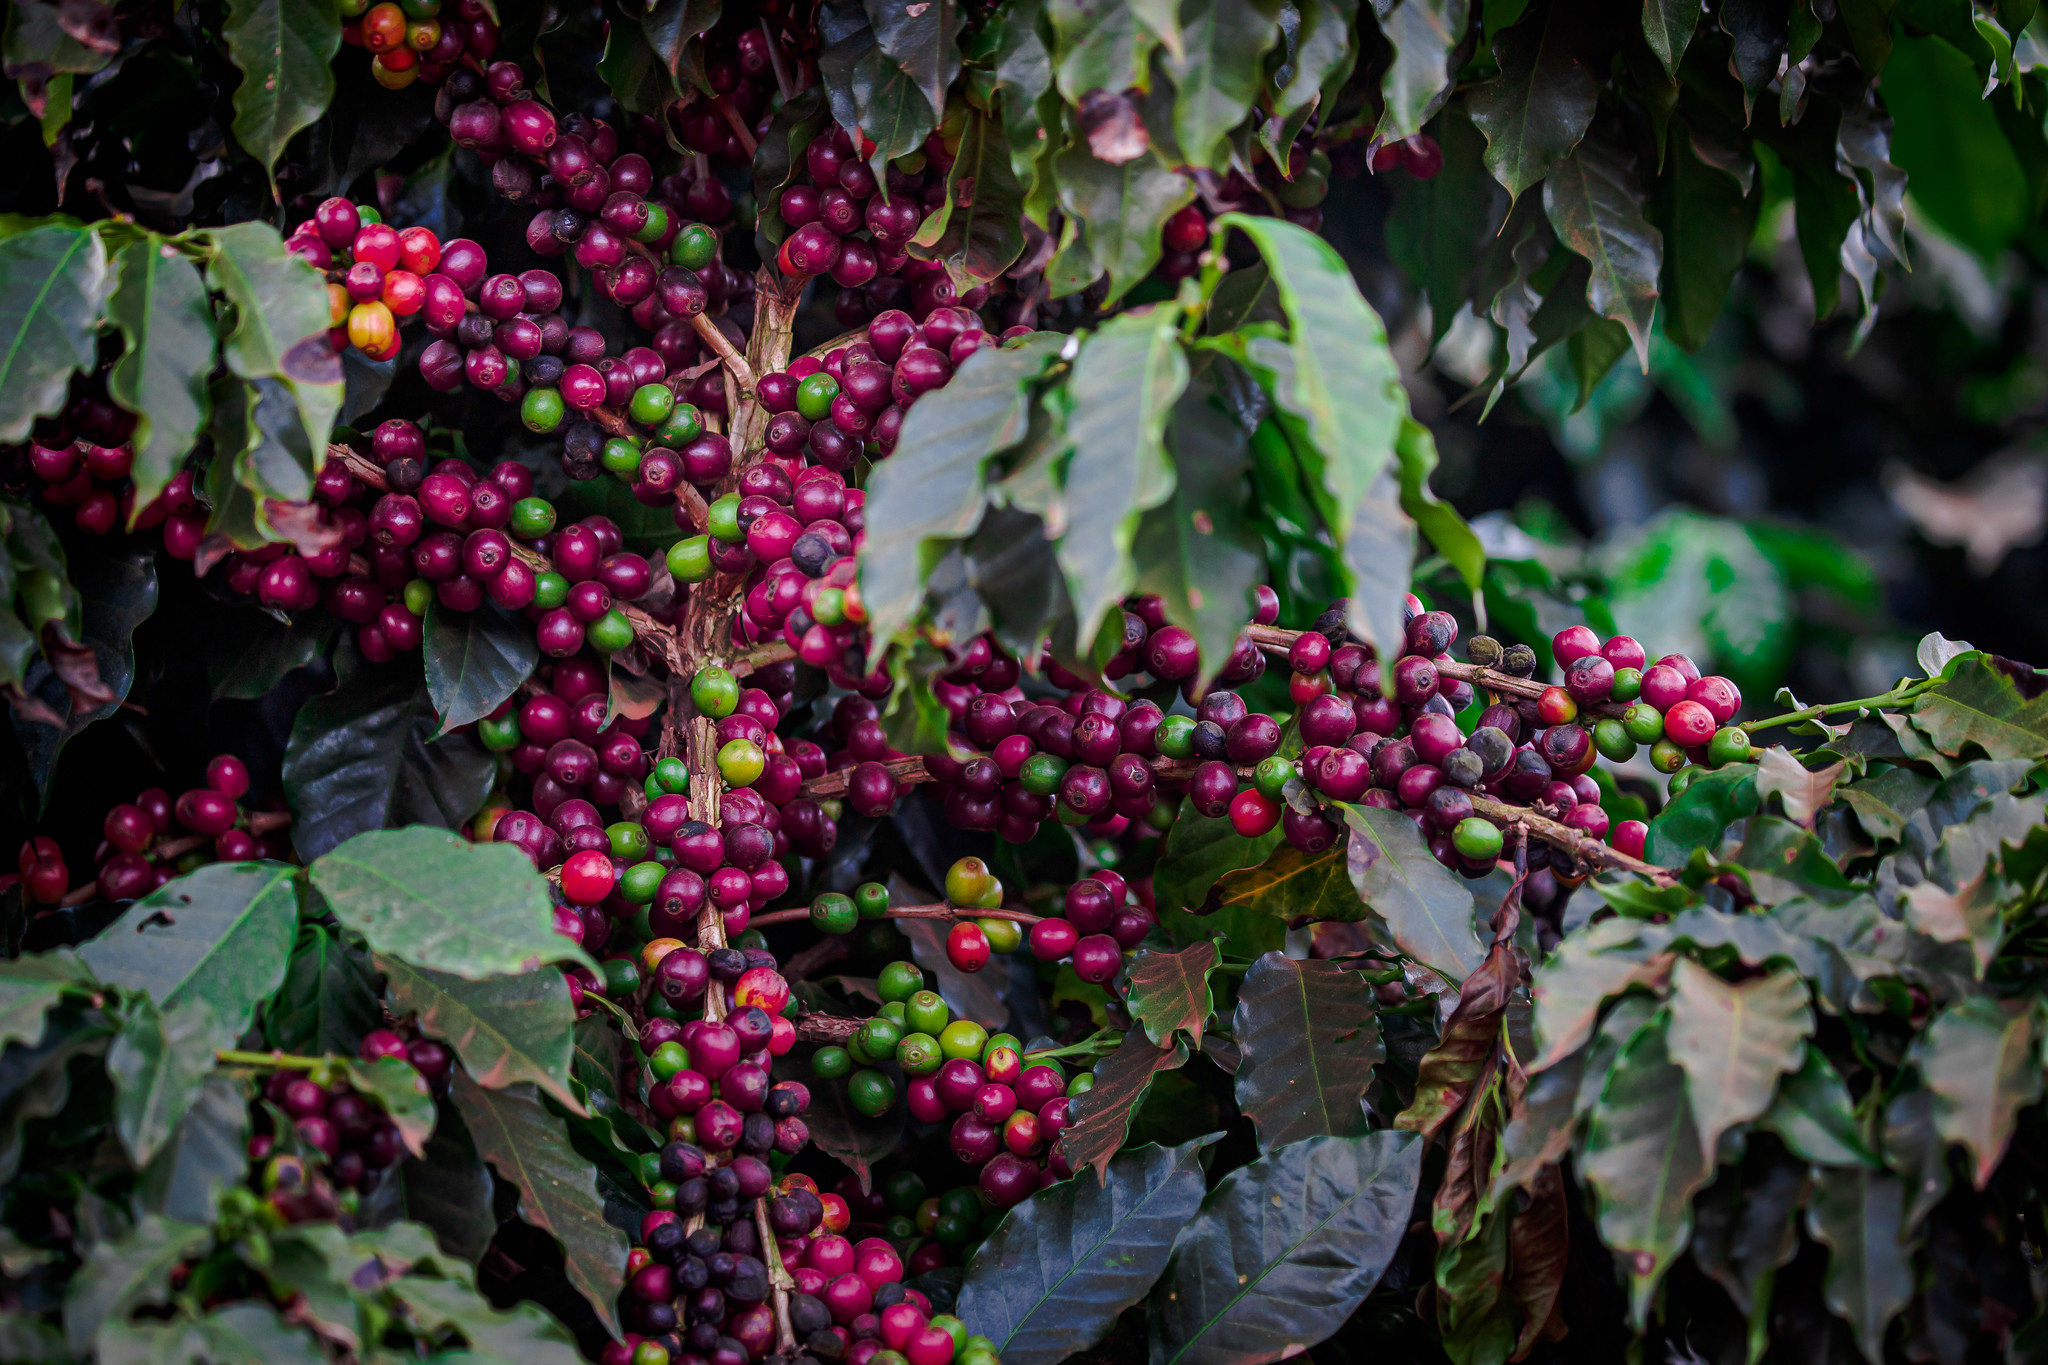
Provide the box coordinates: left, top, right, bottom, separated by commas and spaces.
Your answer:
946, 921, 992, 973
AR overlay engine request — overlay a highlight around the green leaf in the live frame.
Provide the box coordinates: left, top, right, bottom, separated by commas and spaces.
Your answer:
282, 661, 497, 861
1052, 306, 1188, 648
863, 0, 960, 121
956, 1136, 1218, 1365
820, 0, 937, 167
1805, 1168, 1914, 1365
314, 827, 584, 979
1132, 386, 1265, 682
346, 1055, 437, 1159
860, 333, 1064, 649
1340, 803, 1484, 983
1466, 5, 1598, 204
98, 1302, 326, 1365
1689, 1156, 1805, 1346
915, 104, 1028, 283
1376, 0, 1468, 145
0, 223, 108, 444
1052, 144, 1196, 303
1529, 917, 1673, 1069
1911, 656, 2048, 760
451, 1073, 629, 1334
1056, 1029, 1186, 1181
9, 541, 157, 791
108, 995, 226, 1165
201, 221, 342, 461
1153, 796, 1284, 915
643, 0, 722, 97
104, 238, 214, 517
1394, 416, 1485, 595
379, 956, 581, 1111
1579, 1013, 1711, 1328
223, 0, 339, 185
423, 602, 539, 738
1205, 844, 1359, 924
1048, 0, 1157, 98
1643, 763, 1761, 864
596, 13, 674, 113
1163, 0, 1281, 168
1912, 995, 2041, 1189
1883, 33, 2031, 261
1385, 109, 1503, 346
1719, 0, 1786, 114
1760, 1043, 1877, 1168
1664, 960, 1812, 1159
1641, 0, 1701, 75
1233, 951, 1381, 1146
403, 1095, 498, 1262
0, 949, 90, 1052
382, 1275, 582, 1363
81, 861, 298, 1037
1146, 1131, 1423, 1365
1271, 0, 1359, 135
1543, 134, 1661, 369
62, 1215, 212, 1356
135, 1072, 251, 1224
751, 86, 829, 233
263, 924, 381, 1058
1124, 942, 1218, 1050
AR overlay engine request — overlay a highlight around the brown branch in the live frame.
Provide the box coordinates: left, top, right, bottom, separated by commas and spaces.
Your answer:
1468, 794, 1675, 884
745, 901, 1044, 929
792, 1013, 862, 1043
1244, 623, 1627, 719
690, 313, 756, 396
714, 97, 760, 158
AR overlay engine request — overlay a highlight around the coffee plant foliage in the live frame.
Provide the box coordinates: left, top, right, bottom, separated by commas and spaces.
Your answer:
0, 3, 2045, 1365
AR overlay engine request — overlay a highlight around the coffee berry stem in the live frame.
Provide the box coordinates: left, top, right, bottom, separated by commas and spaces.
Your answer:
1241, 624, 1630, 719
1737, 680, 1938, 733
745, 901, 1044, 930
1464, 794, 1676, 884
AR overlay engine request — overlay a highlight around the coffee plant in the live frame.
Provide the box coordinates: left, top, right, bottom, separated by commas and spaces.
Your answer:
2, 1, 2047, 1364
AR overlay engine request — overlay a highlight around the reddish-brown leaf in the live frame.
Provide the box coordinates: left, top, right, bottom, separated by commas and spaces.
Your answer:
1123, 940, 1217, 1047
1057, 1030, 1187, 1182
1397, 939, 1522, 1140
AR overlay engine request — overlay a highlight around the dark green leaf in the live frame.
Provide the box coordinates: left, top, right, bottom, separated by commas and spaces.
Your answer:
861, 333, 1064, 648
1052, 144, 1196, 303
801, 1061, 908, 1192
379, 955, 581, 1111
1528, 917, 1673, 1069
1057, 1029, 1186, 1181
1466, 4, 1598, 203
223, 0, 339, 181
404, 1095, 498, 1262
1387, 111, 1503, 344
1543, 134, 1661, 368
209, 605, 335, 700
9, 541, 156, 793
821, 0, 936, 166
61, 1215, 212, 1356
1910, 655, 2048, 760
1718, 0, 1785, 115
423, 601, 539, 738
1048, 0, 1157, 98
1654, 128, 1758, 352
1760, 1043, 1877, 1167
1153, 797, 1284, 915
1206, 843, 1359, 923
751, 87, 828, 234
957, 1136, 1218, 1365
643, 0, 722, 96
1805, 1167, 1914, 1365
0, 223, 107, 444
1644, 764, 1761, 864
1882, 1086, 1948, 1229
105, 238, 214, 516
916, 104, 1028, 282
1146, 1131, 1423, 1365
1340, 803, 1484, 982
863, 0, 960, 121
1124, 941, 1218, 1048
1690, 1157, 1804, 1339
1394, 416, 1484, 595
1163, 0, 1281, 168
0, 949, 90, 1052
136, 1072, 251, 1224
201, 221, 343, 458
346, 1055, 437, 1159
264, 924, 381, 1058
1641, 0, 1701, 75
1234, 952, 1381, 1146
1376, 0, 1468, 145
108, 995, 226, 1165
81, 861, 298, 1036
282, 661, 496, 861
596, 15, 674, 113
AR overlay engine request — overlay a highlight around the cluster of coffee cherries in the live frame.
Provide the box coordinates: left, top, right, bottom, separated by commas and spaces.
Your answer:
340, 0, 499, 90
285, 198, 443, 362
810, 956, 1090, 1207
698, 465, 870, 668
10, 754, 281, 906
10, 369, 209, 552
832, 1168, 1003, 1279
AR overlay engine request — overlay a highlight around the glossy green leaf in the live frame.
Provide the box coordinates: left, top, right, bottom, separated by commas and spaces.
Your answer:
1053, 143, 1196, 303
1146, 1131, 1423, 1365
1651, 128, 1754, 352
1664, 960, 1812, 1159
104, 238, 214, 517
282, 661, 497, 861
135, 1072, 251, 1225
81, 861, 298, 1038
917, 104, 1028, 282
62, 1215, 213, 1355
1206, 843, 1359, 923
1643, 764, 1761, 864
1884, 33, 2031, 261
861, 333, 1064, 649
423, 601, 539, 738
1052, 306, 1188, 647
1124, 941, 1218, 1048
1805, 1167, 1914, 1365
1578, 1013, 1711, 1328
263, 924, 381, 1058
223, 0, 339, 184
1719, 0, 1786, 112
107, 995, 225, 1165
379, 955, 581, 1112
820, 0, 936, 166
1642, 0, 1701, 74
346, 1055, 437, 1159
1543, 134, 1661, 370
0, 223, 107, 444
1912, 995, 2041, 1188
403, 1096, 497, 1262
863, 0, 960, 119
1163, 0, 1281, 168
1133, 387, 1265, 682
1760, 1043, 1878, 1167
1232, 952, 1381, 1146
0, 949, 90, 1052
314, 827, 584, 979
451, 1073, 629, 1334
1466, 5, 1598, 204
1048, 0, 1157, 99
1911, 655, 2048, 760
1394, 416, 1485, 595
957, 1136, 1218, 1365
1376, 0, 1468, 144
1155, 798, 1286, 915
643, 0, 722, 96
1340, 803, 1484, 982
1058, 1029, 1187, 1181
201, 221, 341, 461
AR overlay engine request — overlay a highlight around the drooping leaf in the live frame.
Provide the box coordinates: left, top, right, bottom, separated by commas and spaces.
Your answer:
423, 602, 538, 739
201, 222, 342, 462
1912, 995, 2041, 1189
451, 1072, 629, 1333
81, 861, 298, 1038
1376, 0, 1469, 145
1805, 1167, 1914, 1365
642, 0, 722, 96
1124, 941, 1218, 1048
107, 995, 226, 1165
1394, 415, 1485, 595
1689, 1156, 1805, 1348
345, 1055, 437, 1159
0, 949, 91, 1053
1048, 0, 1158, 99
1232, 952, 1382, 1146
263, 924, 381, 1058
1163, 0, 1281, 168
104, 238, 214, 517
1641, 0, 1701, 75
1385, 109, 1504, 345
1653, 127, 1756, 352
1543, 134, 1661, 369
222, 0, 340, 185
1578, 1013, 1711, 1328
1057, 1029, 1187, 1181
1052, 143, 1196, 303
281, 661, 497, 861
861, 333, 1064, 650
135, 1072, 252, 1225
1051, 306, 1189, 647
1529, 917, 1673, 1069
1910, 655, 2048, 760
1760, 1043, 1878, 1167
380, 955, 581, 1112
8, 541, 158, 791
1145, 1131, 1423, 1365
916, 104, 1028, 283
1664, 960, 1811, 1160
820, 0, 937, 167
1397, 940, 1517, 1140
1719, 0, 1786, 114
1341, 803, 1484, 982
61, 1215, 213, 1356
1465, 4, 1599, 204
864, 0, 960, 120
957, 1136, 1218, 1365
1132, 387, 1266, 682
0, 223, 107, 444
